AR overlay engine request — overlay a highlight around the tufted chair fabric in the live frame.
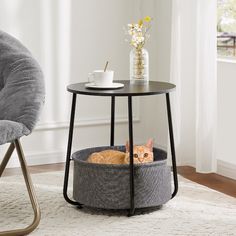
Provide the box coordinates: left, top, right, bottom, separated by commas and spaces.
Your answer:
0, 30, 45, 145
0, 30, 45, 236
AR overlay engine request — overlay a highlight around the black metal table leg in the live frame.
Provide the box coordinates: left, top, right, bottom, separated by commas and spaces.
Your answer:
63, 93, 82, 207
128, 96, 135, 216
166, 93, 178, 198
110, 96, 115, 146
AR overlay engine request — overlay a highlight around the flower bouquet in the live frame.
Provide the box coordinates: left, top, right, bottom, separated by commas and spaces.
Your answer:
125, 16, 152, 83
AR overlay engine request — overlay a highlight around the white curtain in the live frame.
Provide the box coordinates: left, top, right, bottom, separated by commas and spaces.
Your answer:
170, 0, 217, 173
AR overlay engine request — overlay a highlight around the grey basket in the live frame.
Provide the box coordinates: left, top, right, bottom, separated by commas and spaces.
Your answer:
73, 146, 171, 210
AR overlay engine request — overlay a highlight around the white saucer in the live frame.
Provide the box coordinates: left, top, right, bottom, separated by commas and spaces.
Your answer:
85, 82, 124, 90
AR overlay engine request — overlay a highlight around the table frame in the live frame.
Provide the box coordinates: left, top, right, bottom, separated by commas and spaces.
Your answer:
63, 90, 178, 216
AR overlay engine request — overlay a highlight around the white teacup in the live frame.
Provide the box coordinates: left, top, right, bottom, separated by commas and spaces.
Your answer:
88, 70, 114, 87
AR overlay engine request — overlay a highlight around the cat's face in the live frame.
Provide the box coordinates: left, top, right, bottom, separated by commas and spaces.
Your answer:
124, 139, 154, 164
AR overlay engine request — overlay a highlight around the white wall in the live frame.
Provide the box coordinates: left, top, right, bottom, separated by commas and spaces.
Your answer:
0, 0, 173, 168
217, 60, 236, 179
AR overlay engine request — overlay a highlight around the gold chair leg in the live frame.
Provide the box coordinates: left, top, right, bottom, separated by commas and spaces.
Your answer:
0, 143, 15, 177
0, 139, 41, 236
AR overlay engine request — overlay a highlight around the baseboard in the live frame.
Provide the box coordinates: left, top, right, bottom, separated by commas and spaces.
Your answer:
6, 151, 66, 168
27, 151, 66, 166
217, 160, 236, 180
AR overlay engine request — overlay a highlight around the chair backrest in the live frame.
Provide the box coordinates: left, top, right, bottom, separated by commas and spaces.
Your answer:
0, 31, 45, 132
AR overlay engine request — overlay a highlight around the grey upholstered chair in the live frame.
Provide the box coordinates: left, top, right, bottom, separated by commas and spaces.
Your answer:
0, 31, 45, 235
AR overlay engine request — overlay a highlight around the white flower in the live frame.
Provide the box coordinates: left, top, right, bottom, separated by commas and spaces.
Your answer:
125, 17, 152, 49
139, 36, 144, 42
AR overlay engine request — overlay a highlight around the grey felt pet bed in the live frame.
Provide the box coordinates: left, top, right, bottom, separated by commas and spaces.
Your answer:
73, 146, 171, 210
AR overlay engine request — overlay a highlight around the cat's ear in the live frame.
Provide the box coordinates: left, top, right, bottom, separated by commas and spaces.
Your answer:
146, 139, 153, 151
125, 141, 129, 152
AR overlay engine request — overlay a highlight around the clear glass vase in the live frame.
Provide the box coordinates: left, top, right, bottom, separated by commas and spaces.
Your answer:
130, 47, 149, 84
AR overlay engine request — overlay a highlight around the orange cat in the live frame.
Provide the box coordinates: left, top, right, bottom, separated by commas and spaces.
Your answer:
87, 139, 154, 164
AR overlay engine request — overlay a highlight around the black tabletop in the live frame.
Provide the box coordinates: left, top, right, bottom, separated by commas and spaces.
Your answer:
67, 80, 175, 97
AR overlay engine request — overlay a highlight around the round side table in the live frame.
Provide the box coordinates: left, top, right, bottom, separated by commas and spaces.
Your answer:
63, 80, 178, 216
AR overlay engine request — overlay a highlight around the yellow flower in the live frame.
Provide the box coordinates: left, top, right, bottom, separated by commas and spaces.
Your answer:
138, 19, 143, 26
144, 16, 152, 22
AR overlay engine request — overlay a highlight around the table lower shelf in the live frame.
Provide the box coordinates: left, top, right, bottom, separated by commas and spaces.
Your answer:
72, 146, 172, 210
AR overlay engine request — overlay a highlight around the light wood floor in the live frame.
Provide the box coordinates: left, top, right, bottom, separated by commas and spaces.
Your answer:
1, 164, 236, 198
